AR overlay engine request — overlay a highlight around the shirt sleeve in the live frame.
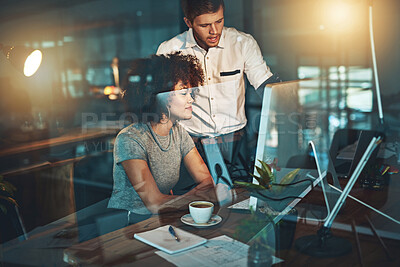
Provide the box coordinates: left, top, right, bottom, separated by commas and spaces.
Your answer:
178, 125, 195, 158
243, 34, 273, 90
114, 132, 147, 164
156, 41, 169, 55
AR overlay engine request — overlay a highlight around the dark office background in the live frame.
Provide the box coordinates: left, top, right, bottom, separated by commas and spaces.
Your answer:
0, 0, 399, 240
0, 0, 399, 129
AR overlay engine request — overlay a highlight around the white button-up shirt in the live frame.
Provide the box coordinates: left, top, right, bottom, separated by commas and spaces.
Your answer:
157, 27, 272, 137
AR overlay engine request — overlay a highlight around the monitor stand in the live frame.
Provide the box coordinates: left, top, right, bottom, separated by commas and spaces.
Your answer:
295, 136, 382, 257
201, 138, 233, 187
295, 227, 352, 257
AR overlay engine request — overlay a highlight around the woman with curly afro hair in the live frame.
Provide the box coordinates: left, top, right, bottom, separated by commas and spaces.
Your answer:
108, 52, 215, 221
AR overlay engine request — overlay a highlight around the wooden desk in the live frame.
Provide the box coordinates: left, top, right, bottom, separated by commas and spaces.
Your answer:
63, 189, 250, 266
62, 174, 400, 266
2, 172, 400, 266
63, 208, 249, 266
0, 127, 118, 176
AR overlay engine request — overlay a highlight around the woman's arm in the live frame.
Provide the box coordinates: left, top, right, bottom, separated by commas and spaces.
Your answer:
121, 148, 215, 214
121, 159, 175, 214
183, 147, 215, 194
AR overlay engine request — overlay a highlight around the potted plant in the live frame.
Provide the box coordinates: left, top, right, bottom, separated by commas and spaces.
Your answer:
234, 159, 303, 211
235, 159, 300, 190
234, 160, 305, 250
0, 175, 25, 243
0, 175, 17, 214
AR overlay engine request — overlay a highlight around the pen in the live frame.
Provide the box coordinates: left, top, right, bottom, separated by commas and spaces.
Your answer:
168, 226, 180, 242
381, 166, 390, 175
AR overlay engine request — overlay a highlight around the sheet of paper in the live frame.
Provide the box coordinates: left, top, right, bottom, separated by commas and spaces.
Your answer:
134, 225, 207, 254
156, 235, 283, 267
228, 198, 250, 210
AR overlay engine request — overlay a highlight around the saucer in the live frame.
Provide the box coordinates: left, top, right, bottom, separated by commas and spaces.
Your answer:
181, 214, 222, 227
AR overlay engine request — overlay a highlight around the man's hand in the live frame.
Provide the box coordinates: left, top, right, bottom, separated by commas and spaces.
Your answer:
255, 73, 282, 99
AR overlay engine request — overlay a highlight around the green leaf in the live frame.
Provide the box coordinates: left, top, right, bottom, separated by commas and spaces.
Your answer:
280, 168, 300, 185
0, 176, 17, 204
255, 165, 267, 178
255, 166, 272, 186
249, 173, 263, 185
0, 182, 16, 196
3, 180, 17, 192
273, 168, 300, 194
259, 160, 272, 177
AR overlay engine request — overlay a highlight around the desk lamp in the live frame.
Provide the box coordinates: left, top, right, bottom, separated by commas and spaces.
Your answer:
0, 43, 42, 77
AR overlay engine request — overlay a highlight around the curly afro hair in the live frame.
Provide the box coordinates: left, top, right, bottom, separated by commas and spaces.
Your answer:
122, 52, 204, 123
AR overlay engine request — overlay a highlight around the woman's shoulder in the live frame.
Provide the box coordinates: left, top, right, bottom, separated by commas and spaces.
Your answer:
173, 123, 193, 144
117, 123, 150, 141
172, 122, 188, 136
119, 122, 148, 134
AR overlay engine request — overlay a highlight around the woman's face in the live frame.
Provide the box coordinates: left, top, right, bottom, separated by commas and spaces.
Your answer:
168, 80, 195, 121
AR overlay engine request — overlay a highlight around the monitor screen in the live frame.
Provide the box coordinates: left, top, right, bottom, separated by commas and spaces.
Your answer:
250, 79, 342, 221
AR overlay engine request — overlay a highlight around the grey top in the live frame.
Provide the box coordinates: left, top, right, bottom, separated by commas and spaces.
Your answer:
108, 122, 195, 214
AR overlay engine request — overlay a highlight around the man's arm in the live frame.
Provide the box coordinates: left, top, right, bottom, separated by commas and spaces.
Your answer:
254, 72, 282, 99
243, 34, 273, 90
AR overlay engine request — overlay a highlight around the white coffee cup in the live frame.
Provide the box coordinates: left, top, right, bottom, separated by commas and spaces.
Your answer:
189, 201, 214, 224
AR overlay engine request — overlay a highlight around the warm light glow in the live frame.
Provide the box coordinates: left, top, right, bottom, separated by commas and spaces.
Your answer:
325, 1, 351, 30
108, 94, 118, 100
113, 87, 121, 94
104, 86, 114, 95
104, 86, 121, 96
23, 50, 42, 77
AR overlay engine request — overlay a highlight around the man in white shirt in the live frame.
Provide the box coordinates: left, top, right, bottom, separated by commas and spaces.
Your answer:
157, 0, 273, 138
157, 1, 276, 191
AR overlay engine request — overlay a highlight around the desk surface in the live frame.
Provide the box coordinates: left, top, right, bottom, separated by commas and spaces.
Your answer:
62, 177, 400, 267
64, 208, 249, 266
2, 172, 400, 266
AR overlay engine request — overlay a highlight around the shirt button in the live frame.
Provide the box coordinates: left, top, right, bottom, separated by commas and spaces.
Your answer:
211, 98, 214, 100
207, 57, 209, 60
208, 77, 211, 81
213, 115, 216, 117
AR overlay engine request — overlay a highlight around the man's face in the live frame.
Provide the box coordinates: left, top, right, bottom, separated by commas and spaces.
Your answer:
184, 6, 224, 51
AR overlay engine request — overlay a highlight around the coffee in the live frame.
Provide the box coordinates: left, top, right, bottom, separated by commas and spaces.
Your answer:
190, 203, 213, 208
189, 201, 214, 224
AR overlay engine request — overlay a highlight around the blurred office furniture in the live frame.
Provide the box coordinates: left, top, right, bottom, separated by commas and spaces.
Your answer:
0, 128, 118, 242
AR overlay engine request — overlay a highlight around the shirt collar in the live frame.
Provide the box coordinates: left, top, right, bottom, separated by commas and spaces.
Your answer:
185, 27, 226, 50
185, 28, 197, 48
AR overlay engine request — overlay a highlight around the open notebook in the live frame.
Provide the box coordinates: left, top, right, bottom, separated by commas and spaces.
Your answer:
134, 225, 207, 254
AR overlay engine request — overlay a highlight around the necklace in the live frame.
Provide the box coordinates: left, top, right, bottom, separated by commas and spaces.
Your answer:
147, 122, 172, 152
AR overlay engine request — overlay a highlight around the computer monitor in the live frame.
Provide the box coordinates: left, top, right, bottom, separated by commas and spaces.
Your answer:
249, 79, 342, 221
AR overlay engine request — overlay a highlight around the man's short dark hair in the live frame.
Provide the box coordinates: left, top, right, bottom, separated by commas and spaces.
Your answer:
181, 0, 225, 22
